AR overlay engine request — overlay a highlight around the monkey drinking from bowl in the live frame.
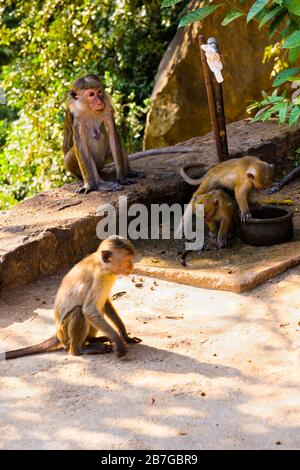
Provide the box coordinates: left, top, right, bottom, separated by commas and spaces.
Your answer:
181, 156, 274, 223
180, 189, 235, 266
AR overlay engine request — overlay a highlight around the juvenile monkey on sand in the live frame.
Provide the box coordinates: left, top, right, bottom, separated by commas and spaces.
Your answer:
5, 236, 141, 360
181, 156, 274, 222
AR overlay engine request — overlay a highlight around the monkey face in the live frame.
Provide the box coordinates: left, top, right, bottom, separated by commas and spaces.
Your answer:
80, 87, 105, 111
248, 163, 274, 190
102, 249, 134, 276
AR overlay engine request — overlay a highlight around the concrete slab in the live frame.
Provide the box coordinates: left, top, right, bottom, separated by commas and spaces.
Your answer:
1, 119, 300, 291
1, 266, 300, 449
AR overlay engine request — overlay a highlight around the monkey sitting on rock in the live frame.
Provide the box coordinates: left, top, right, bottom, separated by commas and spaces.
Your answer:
181, 156, 274, 222
64, 74, 197, 194
5, 236, 141, 360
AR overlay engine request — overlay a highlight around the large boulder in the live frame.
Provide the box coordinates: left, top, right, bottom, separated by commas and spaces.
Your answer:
144, 0, 273, 149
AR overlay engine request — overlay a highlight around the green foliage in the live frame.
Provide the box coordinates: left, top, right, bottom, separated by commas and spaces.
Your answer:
162, 0, 300, 127
221, 9, 245, 26
0, 0, 180, 209
273, 67, 300, 86
247, 0, 271, 23
161, 0, 183, 7
178, 4, 223, 28
294, 147, 300, 165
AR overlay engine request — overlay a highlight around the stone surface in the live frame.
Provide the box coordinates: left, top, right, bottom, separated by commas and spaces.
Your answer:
144, 0, 274, 149
1, 266, 300, 449
0, 120, 300, 291
134, 235, 300, 293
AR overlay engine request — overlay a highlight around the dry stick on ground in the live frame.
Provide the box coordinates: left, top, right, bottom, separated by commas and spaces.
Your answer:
268, 166, 300, 194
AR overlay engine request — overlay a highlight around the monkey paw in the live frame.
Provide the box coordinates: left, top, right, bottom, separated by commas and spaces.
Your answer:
208, 231, 218, 244
80, 343, 112, 355
115, 343, 127, 358
240, 212, 251, 223
125, 335, 142, 344
118, 178, 136, 185
76, 186, 93, 195
216, 238, 227, 249
127, 169, 146, 178
96, 181, 124, 192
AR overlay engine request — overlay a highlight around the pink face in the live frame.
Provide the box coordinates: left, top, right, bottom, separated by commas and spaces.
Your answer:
82, 87, 105, 111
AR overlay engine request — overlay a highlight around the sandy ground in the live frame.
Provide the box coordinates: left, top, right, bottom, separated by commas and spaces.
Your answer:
0, 265, 300, 450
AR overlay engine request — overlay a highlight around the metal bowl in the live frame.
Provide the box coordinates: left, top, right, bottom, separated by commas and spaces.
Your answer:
240, 205, 294, 246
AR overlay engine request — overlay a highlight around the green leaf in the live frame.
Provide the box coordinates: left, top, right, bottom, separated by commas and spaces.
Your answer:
221, 9, 245, 26
246, 101, 261, 113
247, 0, 270, 23
293, 95, 300, 105
289, 47, 300, 63
281, 20, 299, 39
161, 0, 183, 8
261, 95, 284, 105
276, 101, 289, 123
258, 5, 283, 29
178, 4, 223, 28
284, 0, 300, 16
253, 107, 274, 122
289, 105, 300, 125
268, 11, 287, 37
273, 67, 300, 86
282, 30, 300, 48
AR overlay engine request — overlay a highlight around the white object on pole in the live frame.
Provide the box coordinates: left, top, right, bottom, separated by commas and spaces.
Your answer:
201, 44, 224, 83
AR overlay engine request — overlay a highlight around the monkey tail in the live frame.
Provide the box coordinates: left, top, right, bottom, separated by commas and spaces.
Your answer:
5, 336, 61, 360
180, 163, 206, 185
128, 146, 198, 161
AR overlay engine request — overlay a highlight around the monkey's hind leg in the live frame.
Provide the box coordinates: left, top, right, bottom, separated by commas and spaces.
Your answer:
207, 221, 218, 246
65, 307, 111, 355
83, 327, 112, 354
64, 148, 82, 179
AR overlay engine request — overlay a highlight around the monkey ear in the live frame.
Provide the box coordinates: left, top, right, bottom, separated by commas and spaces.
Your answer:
247, 172, 255, 180
69, 90, 78, 100
101, 250, 112, 263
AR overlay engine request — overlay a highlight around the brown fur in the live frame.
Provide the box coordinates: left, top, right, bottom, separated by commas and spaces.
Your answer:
181, 156, 274, 222
5, 236, 141, 360
64, 74, 198, 194
63, 74, 145, 194
193, 189, 235, 248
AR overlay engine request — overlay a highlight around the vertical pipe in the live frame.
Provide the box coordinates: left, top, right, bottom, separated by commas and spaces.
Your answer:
207, 37, 229, 160
198, 35, 223, 163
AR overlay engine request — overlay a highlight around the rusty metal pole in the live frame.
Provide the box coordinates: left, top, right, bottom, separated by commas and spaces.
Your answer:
207, 37, 229, 161
199, 35, 222, 163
